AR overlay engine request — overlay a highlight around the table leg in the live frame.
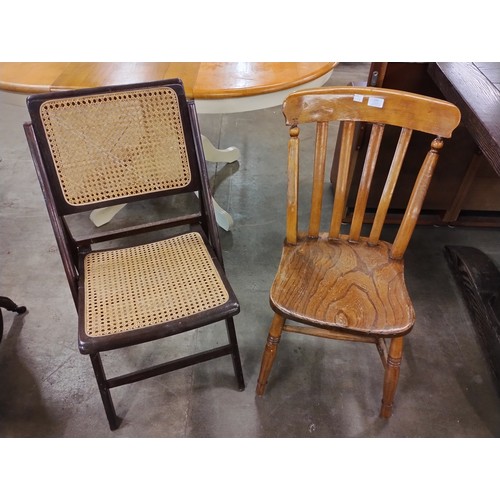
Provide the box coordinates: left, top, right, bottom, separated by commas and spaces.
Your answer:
90, 197, 234, 230
89, 135, 237, 230
194, 191, 234, 231
201, 135, 241, 163
90, 204, 127, 227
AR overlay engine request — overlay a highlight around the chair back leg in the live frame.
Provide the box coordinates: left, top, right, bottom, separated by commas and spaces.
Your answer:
225, 317, 245, 390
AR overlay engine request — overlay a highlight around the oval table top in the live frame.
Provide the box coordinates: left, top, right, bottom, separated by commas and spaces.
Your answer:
1, 62, 337, 229
0, 62, 337, 98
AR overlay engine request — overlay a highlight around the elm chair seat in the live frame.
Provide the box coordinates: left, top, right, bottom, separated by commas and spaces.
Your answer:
270, 234, 413, 335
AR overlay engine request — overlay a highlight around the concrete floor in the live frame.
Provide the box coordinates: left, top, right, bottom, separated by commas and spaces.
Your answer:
1, 62, 499, 438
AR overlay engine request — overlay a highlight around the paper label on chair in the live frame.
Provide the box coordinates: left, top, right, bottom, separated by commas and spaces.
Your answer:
353, 94, 364, 103
368, 97, 384, 108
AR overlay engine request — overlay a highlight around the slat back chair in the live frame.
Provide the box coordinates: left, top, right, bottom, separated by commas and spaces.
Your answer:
24, 79, 245, 430
256, 86, 460, 418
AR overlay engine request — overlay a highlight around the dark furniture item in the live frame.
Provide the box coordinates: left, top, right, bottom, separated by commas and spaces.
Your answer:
444, 246, 500, 395
0, 296, 26, 343
256, 86, 461, 417
429, 63, 500, 174
332, 62, 500, 226
24, 79, 245, 430
430, 63, 500, 392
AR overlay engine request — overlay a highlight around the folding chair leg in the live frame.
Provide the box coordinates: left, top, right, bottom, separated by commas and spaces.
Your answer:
256, 313, 285, 396
380, 337, 404, 418
90, 353, 119, 430
225, 317, 245, 390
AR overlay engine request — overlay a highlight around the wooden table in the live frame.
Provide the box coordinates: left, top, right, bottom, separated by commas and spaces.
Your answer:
0, 62, 336, 229
429, 62, 500, 391
428, 62, 500, 174
0, 62, 336, 100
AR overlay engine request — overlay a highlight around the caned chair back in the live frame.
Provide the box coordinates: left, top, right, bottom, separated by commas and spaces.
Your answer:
26, 80, 201, 214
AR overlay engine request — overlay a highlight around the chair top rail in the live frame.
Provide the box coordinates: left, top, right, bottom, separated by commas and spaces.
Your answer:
283, 86, 461, 138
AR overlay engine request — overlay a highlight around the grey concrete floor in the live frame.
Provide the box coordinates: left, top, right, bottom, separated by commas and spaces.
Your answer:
1, 62, 499, 438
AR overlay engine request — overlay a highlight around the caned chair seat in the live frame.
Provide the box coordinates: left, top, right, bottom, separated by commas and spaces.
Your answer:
80, 231, 237, 352
270, 233, 414, 335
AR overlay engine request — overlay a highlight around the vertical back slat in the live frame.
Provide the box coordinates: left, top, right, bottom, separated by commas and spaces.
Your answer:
308, 122, 329, 238
329, 120, 355, 239
391, 138, 444, 259
349, 123, 385, 241
286, 126, 300, 244
368, 127, 413, 244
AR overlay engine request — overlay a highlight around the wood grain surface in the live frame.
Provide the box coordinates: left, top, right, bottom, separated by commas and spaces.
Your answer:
0, 62, 337, 98
270, 234, 415, 335
429, 62, 500, 173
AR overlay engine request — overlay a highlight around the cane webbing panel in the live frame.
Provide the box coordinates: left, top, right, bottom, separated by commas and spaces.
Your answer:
39, 87, 192, 206
83, 232, 229, 337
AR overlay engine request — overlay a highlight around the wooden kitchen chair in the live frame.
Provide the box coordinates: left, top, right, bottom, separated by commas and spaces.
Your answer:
24, 79, 245, 430
256, 87, 460, 417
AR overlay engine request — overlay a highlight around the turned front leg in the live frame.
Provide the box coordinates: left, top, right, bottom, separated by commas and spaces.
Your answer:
380, 336, 404, 418
256, 314, 285, 396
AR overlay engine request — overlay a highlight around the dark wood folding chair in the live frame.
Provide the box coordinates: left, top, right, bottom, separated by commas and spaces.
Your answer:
24, 79, 245, 430
256, 86, 460, 417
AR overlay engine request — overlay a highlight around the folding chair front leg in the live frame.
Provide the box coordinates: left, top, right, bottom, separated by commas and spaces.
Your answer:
90, 352, 119, 431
